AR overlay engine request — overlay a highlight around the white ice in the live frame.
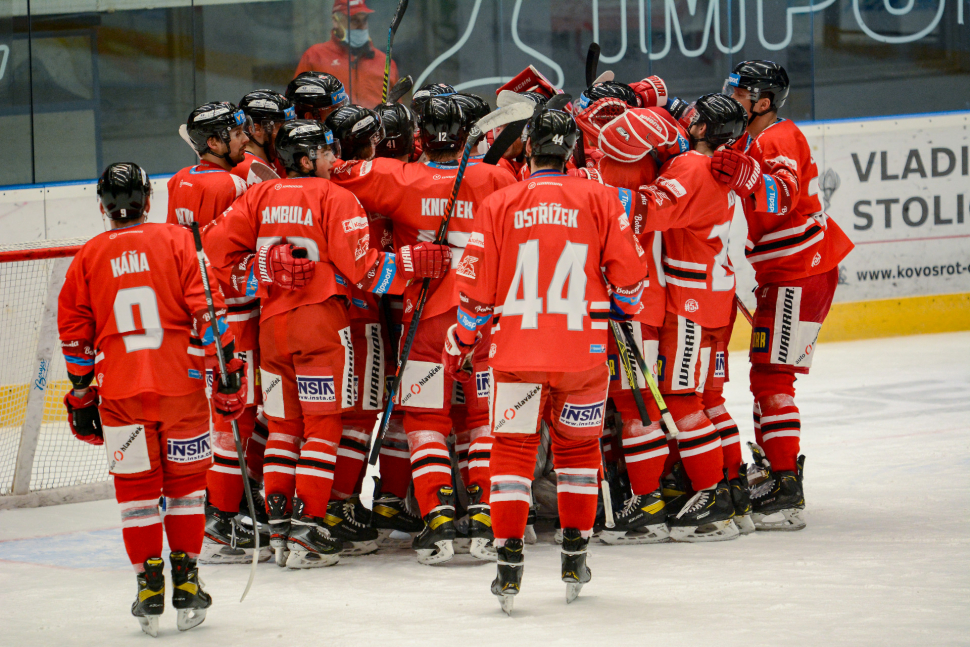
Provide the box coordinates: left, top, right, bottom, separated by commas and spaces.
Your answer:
2, 332, 968, 646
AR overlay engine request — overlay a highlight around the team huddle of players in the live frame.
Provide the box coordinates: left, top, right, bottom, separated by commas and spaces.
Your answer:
58, 59, 853, 629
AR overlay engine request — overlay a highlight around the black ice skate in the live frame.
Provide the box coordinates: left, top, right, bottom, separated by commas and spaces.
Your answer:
239, 479, 269, 525
170, 551, 211, 632
370, 478, 424, 548
285, 497, 342, 568
669, 481, 739, 542
560, 528, 592, 604
598, 488, 670, 545
412, 486, 457, 565
730, 465, 756, 535
131, 557, 165, 637
266, 493, 291, 567
200, 506, 272, 565
751, 455, 806, 531
524, 505, 538, 545
323, 497, 379, 556
466, 484, 496, 561
491, 539, 524, 616
660, 462, 693, 518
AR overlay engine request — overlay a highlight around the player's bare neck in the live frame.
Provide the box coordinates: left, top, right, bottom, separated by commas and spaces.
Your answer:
201, 153, 231, 171
245, 144, 268, 163
109, 217, 146, 230
747, 112, 778, 140
693, 141, 715, 157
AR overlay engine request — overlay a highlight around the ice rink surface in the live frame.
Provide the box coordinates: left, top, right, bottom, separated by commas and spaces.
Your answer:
1, 332, 968, 646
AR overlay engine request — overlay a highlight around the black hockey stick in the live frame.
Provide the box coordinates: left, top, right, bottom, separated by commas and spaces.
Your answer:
585, 42, 600, 86
483, 93, 572, 166
608, 320, 652, 426
616, 321, 680, 438
381, 0, 409, 103
387, 74, 413, 104
189, 223, 259, 602
368, 101, 535, 467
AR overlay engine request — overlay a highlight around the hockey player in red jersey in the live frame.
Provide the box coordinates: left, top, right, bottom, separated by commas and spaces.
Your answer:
60, 163, 247, 635
448, 109, 648, 611
329, 96, 516, 565
168, 102, 269, 563
617, 94, 751, 542
715, 61, 855, 531
234, 90, 295, 184
202, 119, 450, 568
285, 72, 349, 124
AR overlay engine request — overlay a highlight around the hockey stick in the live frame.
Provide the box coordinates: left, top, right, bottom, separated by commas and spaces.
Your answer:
496, 89, 536, 108
616, 321, 680, 439
381, 0, 409, 103
189, 223, 259, 602
368, 101, 535, 466
608, 320, 652, 426
593, 70, 614, 83
735, 294, 754, 326
483, 93, 571, 166
585, 42, 600, 86
387, 74, 413, 104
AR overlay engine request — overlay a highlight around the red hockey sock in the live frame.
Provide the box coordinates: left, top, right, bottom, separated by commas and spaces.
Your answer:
751, 368, 799, 472
489, 433, 538, 541
405, 410, 454, 516
455, 427, 471, 486
262, 418, 303, 515
703, 392, 741, 480
753, 401, 763, 448
466, 425, 493, 502
552, 433, 600, 535
330, 423, 371, 500
296, 415, 341, 518
114, 470, 163, 571
377, 416, 411, 498
246, 410, 268, 481
162, 471, 207, 559
621, 418, 668, 495
666, 394, 723, 491
207, 407, 258, 514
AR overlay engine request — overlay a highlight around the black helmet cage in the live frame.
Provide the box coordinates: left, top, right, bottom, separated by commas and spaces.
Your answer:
97, 162, 153, 221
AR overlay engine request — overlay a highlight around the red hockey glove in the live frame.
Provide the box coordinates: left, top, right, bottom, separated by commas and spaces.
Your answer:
64, 386, 103, 446
599, 109, 678, 163
442, 323, 479, 383
568, 166, 604, 183
574, 97, 629, 145
630, 76, 668, 108
399, 243, 452, 281
257, 243, 315, 290
711, 149, 764, 195
212, 358, 248, 420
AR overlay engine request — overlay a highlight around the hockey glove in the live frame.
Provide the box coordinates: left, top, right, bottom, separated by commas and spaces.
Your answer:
64, 387, 103, 446
398, 243, 452, 281
599, 109, 678, 163
257, 243, 315, 290
711, 149, 763, 196
212, 358, 248, 420
443, 323, 479, 383
574, 97, 629, 144
568, 166, 604, 183
630, 76, 668, 108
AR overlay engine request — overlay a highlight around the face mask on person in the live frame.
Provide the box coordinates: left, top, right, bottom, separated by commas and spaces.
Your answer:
347, 28, 369, 48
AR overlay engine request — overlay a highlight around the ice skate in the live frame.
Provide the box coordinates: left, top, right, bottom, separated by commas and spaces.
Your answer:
561, 528, 591, 603
412, 486, 456, 565
751, 455, 806, 531
239, 479, 269, 525
730, 466, 756, 535
285, 497, 342, 568
491, 539, 524, 616
370, 485, 424, 548
523, 505, 538, 545
466, 484, 497, 561
170, 551, 211, 632
200, 506, 272, 564
131, 557, 165, 637
660, 461, 693, 518
669, 481, 739, 542
266, 493, 291, 567
598, 489, 670, 545
323, 496, 379, 556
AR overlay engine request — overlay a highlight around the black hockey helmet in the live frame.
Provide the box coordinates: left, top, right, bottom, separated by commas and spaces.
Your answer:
687, 93, 748, 149
522, 91, 549, 107
239, 89, 295, 158
523, 108, 577, 160
418, 96, 469, 153
411, 82, 455, 115
452, 93, 490, 130
285, 72, 349, 120
185, 102, 247, 163
723, 60, 790, 115
275, 119, 338, 175
576, 81, 639, 112
97, 162, 152, 221
324, 105, 384, 160
374, 102, 417, 158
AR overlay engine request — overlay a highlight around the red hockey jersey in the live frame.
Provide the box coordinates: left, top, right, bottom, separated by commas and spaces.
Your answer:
456, 170, 648, 373
329, 157, 516, 321
201, 177, 408, 323
732, 118, 854, 285
58, 223, 231, 400
632, 151, 737, 329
